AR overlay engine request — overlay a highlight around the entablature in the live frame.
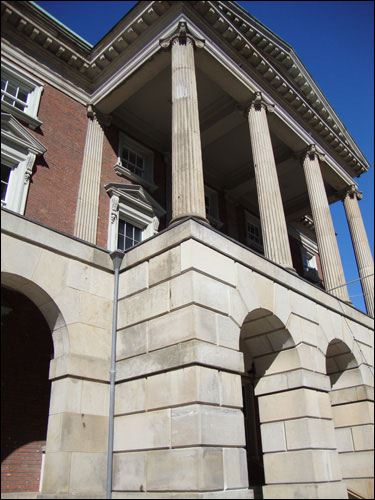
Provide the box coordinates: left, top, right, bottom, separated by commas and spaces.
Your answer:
1, 0, 370, 179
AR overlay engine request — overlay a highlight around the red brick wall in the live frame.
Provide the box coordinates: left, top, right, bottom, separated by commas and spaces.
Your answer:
25, 81, 88, 235
96, 125, 167, 248
96, 123, 127, 248
1, 287, 52, 493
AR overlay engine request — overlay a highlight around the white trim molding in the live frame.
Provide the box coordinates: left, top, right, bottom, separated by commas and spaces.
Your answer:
105, 182, 165, 251
1, 112, 46, 213
1, 58, 44, 129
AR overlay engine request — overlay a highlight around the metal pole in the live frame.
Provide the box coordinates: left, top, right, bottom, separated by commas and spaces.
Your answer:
106, 250, 124, 499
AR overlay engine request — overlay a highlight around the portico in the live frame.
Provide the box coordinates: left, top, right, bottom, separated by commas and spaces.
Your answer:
124, 19, 372, 312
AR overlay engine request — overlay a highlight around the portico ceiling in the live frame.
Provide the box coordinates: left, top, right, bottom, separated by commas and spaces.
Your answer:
111, 46, 339, 223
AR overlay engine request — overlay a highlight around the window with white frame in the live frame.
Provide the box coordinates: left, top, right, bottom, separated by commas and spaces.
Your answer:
302, 248, 318, 272
106, 183, 165, 252
301, 246, 322, 285
1, 163, 12, 202
1, 113, 46, 213
1, 59, 44, 130
117, 218, 143, 251
245, 211, 263, 252
114, 133, 156, 192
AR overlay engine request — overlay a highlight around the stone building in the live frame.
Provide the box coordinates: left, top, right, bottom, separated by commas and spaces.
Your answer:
1, 1, 374, 499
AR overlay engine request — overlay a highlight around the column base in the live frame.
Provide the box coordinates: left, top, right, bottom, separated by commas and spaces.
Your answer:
169, 214, 210, 226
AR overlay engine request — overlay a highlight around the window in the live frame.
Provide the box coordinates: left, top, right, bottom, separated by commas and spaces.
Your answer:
204, 185, 223, 228
1, 59, 44, 130
106, 183, 165, 252
121, 146, 145, 178
117, 219, 142, 250
301, 247, 322, 285
1, 79, 30, 112
245, 211, 263, 252
302, 249, 317, 272
1, 113, 46, 213
1, 163, 11, 201
114, 133, 156, 192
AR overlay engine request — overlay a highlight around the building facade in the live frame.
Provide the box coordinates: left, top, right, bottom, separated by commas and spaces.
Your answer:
1, 1, 374, 499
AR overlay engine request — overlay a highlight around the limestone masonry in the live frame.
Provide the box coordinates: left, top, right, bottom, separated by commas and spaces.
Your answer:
1, 1, 373, 499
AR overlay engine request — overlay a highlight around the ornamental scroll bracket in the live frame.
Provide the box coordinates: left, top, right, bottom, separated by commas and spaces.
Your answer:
110, 195, 119, 223
160, 21, 205, 49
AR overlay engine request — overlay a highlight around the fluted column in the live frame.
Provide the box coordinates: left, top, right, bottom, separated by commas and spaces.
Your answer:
161, 22, 207, 224
302, 145, 349, 301
74, 106, 104, 243
343, 186, 374, 317
247, 92, 294, 270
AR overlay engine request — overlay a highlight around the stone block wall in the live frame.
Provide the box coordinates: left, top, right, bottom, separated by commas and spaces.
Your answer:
113, 219, 373, 499
1, 213, 373, 498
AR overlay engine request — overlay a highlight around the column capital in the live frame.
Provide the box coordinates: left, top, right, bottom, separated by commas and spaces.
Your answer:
300, 144, 325, 165
242, 92, 274, 116
344, 184, 363, 201
86, 104, 96, 120
87, 104, 112, 127
160, 21, 205, 49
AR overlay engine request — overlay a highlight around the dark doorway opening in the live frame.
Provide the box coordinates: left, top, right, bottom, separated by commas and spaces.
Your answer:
1, 286, 53, 494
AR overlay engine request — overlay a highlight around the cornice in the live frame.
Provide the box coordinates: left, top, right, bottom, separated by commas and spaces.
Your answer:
194, 1, 369, 176
1, 1, 171, 79
1, 0, 370, 178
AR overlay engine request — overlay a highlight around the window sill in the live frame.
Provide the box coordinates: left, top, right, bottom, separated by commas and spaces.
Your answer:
113, 162, 158, 193
1, 101, 43, 130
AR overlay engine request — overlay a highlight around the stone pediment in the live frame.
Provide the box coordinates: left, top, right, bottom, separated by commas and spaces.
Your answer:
1, 1, 369, 176
1, 113, 47, 155
104, 182, 165, 218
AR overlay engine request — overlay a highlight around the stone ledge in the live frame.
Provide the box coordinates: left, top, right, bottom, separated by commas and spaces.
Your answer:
330, 385, 374, 406
116, 340, 244, 382
1, 209, 112, 272
111, 491, 254, 499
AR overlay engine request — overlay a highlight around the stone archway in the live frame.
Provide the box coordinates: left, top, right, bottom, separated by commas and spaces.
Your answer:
240, 308, 296, 493
240, 307, 348, 499
326, 339, 374, 499
1, 283, 54, 495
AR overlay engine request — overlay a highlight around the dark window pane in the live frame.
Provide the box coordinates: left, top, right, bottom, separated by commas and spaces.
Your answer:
3, 95, 14, 105
1, 164, 11, 201
125, 237, 134, 250
129, 151, 136, 164
1, 79, 6, 91
14, 102, 26, 111
118, 219, 125, 236
134, 227, 141, 242
17, 89, 28, 103
1, 182, 7, 201
122, 148, 129, 161
1, 164, 11, 182
7, 82, 17, 97
125, 223, 133, 239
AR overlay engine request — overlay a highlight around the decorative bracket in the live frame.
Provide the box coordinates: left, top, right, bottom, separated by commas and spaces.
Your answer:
110, 195, 119, 223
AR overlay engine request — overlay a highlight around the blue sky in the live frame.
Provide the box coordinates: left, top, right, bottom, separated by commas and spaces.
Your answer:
34, 1, 374, 313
